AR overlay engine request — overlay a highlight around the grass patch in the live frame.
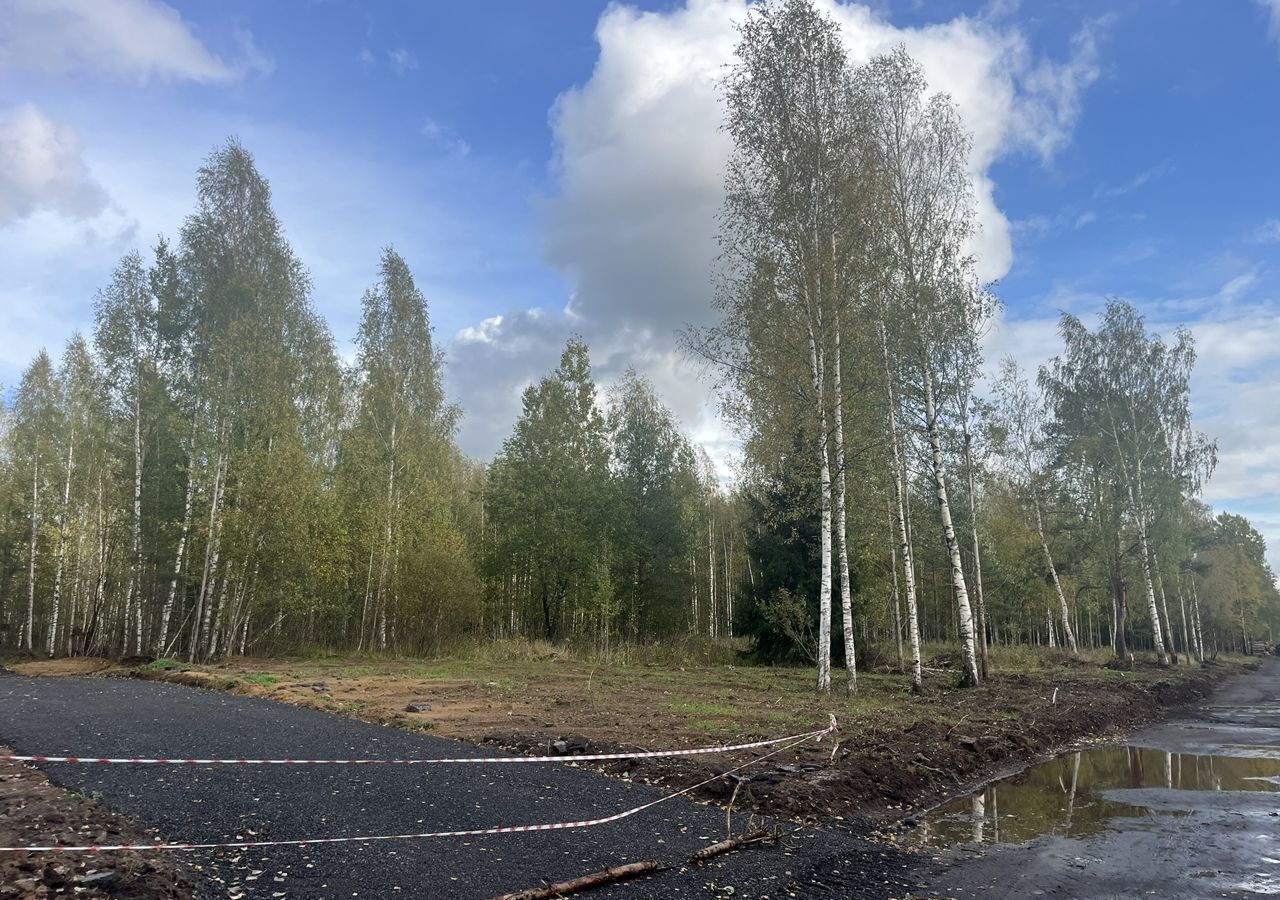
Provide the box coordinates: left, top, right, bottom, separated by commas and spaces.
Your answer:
241, 673, 280, 686
140, 658, 188, 672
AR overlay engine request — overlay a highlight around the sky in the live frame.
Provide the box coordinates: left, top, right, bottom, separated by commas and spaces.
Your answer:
2, 0, 1279, 564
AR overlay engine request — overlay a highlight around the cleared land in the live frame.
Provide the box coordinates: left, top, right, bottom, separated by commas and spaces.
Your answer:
9, 647, 1249, 821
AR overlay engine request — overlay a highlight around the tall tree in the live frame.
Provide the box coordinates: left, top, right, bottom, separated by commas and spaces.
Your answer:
866, 47, 982, 686
484, 338, 614, 645
992, 358, 1078, 655
705, 0, 868, 692
10, 352, 60, 651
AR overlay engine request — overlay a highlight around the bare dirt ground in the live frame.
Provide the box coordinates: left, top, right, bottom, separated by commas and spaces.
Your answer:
0, 748, 193, 899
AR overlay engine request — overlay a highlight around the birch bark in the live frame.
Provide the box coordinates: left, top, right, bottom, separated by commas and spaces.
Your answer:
923, 366, 980, 686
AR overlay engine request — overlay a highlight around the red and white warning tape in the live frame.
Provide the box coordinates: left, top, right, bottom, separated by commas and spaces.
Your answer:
0, 722, 830, 767
0, 716, 837, 853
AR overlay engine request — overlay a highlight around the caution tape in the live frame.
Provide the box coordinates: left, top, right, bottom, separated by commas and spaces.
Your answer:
0, 719, 834, 767
0, 716, 837, 853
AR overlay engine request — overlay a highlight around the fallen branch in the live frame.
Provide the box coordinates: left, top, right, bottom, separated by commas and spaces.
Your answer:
492, 860, 661, 900
688, 828, 773, 864
943, 714, 971, 740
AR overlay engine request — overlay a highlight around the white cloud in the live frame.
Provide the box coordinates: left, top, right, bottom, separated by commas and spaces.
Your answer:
0, 0, 266, 83
448, 0, 1109, 472
0, 104, 110, 227
1093, 160, 1176, 200
1251, 219, 1280, 243
421, 118, 471, 158
1260, 0, 1280, 45
387, 48, 418, 75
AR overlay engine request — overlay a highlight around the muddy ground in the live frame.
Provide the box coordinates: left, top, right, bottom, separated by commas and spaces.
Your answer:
917, 656, 1280, 899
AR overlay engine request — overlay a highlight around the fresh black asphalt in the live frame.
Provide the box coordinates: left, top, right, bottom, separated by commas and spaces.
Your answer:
0, 674, 913, 899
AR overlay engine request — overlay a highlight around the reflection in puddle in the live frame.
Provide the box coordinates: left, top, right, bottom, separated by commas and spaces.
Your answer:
916, 746, 1280, 848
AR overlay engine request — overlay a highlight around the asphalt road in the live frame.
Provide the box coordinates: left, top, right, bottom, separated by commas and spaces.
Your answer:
920, 657, 1280, 900
0, 673, 912, 899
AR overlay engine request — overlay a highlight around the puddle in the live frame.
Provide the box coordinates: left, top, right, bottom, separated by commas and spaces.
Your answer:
915, 745, 1280, 848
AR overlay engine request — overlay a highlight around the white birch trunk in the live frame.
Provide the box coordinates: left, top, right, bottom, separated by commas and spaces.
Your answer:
192, 442, 227, 660
1190, 576, 1205, 663
832, 316, 857, 694
1032, 492, 1078, 655
1155, 564, 1176, 661
807, 324, 832, 693
707, 492, 716, 639
25, 452, 39, 651
960, 414, 989, 676
1135, 514, 1168, 665
923, 365, 980, 686
48, 421, 75, 656
158, 449, 196, 655
881, 324, 922, 691
129, 384, 144, 655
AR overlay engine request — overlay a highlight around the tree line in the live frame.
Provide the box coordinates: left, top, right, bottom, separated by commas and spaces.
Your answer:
2, 0, 1276, 683
689, 0, 1278, 692
0, 142, 735, 659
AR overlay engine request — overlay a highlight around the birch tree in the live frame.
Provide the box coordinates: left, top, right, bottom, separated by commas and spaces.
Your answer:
865, 47, 981, 686
705, 0, 869, 692
992, 359, 1078, 654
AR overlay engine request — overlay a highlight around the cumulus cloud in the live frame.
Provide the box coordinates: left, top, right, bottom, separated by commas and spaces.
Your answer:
0, 0, 268, 82
0, 104, 110, 227
447, 0, 1109, 473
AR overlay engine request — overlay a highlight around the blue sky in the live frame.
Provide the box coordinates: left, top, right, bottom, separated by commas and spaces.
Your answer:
2, 0, 1279, 563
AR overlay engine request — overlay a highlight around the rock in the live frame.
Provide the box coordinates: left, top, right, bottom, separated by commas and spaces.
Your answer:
310, 684, 327, 693
405, 702, 432, 713
551, 740, 569, 755
76, 871, 122, 888
954, 735, 979, 752
12, 879, 38, 892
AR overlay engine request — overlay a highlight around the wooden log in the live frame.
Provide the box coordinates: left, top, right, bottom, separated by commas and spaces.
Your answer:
491, 860, 661, 900
688, 828, 772, 864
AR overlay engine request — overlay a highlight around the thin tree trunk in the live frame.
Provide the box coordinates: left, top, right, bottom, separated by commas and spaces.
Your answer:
1155, 563, 1177, 663
922, 365, 980, 687
49, 420, 75, 656
1190, 576, 1205, 663
192, 441, 227, 661
158, 443, 196, 655
25, 449, 39, 651
832, 315, 856, 694
1135, 517, 1168, 665
881, 323, 922, 691
129, 384, 144, 655
1031, 492, 1078, 655
806, 322, 832, 694
960, 404, 989, 677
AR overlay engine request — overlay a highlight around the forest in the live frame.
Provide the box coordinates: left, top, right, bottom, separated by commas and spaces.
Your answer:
1, 0, 1276, 692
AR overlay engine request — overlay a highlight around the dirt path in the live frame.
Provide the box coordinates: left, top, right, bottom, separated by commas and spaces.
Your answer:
916, 657, 1280, 899
0, 674, 914, 899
